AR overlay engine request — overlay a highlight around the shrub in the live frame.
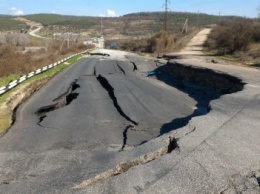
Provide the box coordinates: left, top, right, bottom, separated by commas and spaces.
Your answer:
252, 23, 260, 42
106, 31, 174, 53
146, 31, 173, 53
205, 19, 253, 54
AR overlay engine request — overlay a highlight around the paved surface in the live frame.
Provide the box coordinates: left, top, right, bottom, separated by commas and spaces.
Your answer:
0, 30, 260, 193
76, 34, 260, 193
0, 50, 196, 193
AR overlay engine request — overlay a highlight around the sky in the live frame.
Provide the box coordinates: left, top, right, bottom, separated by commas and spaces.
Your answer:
0, 0, 259, 18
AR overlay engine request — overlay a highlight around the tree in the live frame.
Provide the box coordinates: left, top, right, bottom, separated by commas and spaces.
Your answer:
258, 5, 260, 18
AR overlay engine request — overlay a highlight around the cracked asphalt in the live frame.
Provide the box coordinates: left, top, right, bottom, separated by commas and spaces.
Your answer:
0, 51, 197, 193
0, 30, 260, 193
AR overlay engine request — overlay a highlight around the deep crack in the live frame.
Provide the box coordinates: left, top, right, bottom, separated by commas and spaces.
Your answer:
121, 125, 134, 151
167, 137, 179, 153
96, 74, 138, 126
94, 67, 96, 77
255, 175, 260, 187
117, 62, 125, 75
53, 80, 79, 102
132, 62, 138, 72
74, 136, 179, 189
35, 80, 80, 125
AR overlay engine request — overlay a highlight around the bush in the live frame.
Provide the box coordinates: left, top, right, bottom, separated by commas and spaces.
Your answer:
205, 19, 253, 54
106, 31, 174, 53
146, 31, 173, 53
252, 23, 260, 42
0, 39, 89, 78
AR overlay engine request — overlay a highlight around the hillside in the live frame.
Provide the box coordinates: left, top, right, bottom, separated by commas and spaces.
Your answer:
0, 15, 29, 31
0, 12, 240, 39
21, 12, 239, 38
24, 14, 95, 28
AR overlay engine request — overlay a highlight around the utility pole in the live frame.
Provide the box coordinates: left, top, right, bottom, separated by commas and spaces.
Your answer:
197, 11, 200, 29
181, 18, 188, 34
100, 17, 103, 37
67, 33, 70, 49
163, 0, 170, 33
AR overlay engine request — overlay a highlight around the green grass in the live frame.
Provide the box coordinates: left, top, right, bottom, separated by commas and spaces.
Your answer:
24, 14, 94, 29
0, 74, 20, 87
0, 58, 68, 104
0, 111, 10, 132
0, 54, 82, 87
250, 63, 260, 67
0, 17, 29, 31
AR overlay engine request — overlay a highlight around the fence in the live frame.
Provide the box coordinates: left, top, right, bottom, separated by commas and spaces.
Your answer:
0, 50, 88, 96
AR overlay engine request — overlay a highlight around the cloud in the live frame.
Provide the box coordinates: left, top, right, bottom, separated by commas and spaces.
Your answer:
9, 7, 24, 15
107, 9, 117, 17
99, 14, 106, 17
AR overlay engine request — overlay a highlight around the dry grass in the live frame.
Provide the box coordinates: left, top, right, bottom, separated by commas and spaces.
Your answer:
0, 41, 93, 79
105, 28, 199, 54
205, 19, 260, 54
204, 19, 260, 66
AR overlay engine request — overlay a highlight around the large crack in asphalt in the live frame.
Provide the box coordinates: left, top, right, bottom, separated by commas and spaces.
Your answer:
73, 59, 244, 189
131, 62, 138, 72
117, 62, 126, 75
120, 125, 134, 151
74, 136, 179, 189
96, 74, 138, 126
35, 80, 80, 126
96, 74, 139, 151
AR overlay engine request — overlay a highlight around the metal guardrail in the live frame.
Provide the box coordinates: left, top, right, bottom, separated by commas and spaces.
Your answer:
0, 50, 88, 96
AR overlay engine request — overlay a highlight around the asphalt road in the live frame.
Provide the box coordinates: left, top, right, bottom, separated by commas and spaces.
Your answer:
0, 50, 196, 193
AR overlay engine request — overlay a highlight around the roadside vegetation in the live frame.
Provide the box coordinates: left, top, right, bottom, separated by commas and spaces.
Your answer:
0, 12, 238, 38
0, 36, 93, 85
204, 18, 260, 66
105, 28, 199, 54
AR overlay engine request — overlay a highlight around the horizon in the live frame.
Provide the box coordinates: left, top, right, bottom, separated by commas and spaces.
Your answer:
0, 10, 253, 19
0, 0, 259, 18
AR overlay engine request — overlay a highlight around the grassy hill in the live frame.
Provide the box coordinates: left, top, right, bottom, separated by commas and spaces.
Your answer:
0, 15, 29, 31
0, 12, 240, 37
123, 12, 239, 34
24, 14, 95, 29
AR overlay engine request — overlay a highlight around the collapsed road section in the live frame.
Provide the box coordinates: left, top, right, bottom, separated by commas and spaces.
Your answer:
155, 61, 244, 94
0, 49, 257, 194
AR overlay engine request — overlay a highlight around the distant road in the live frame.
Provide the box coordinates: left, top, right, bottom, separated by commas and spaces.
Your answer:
28, 25, 49, 39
